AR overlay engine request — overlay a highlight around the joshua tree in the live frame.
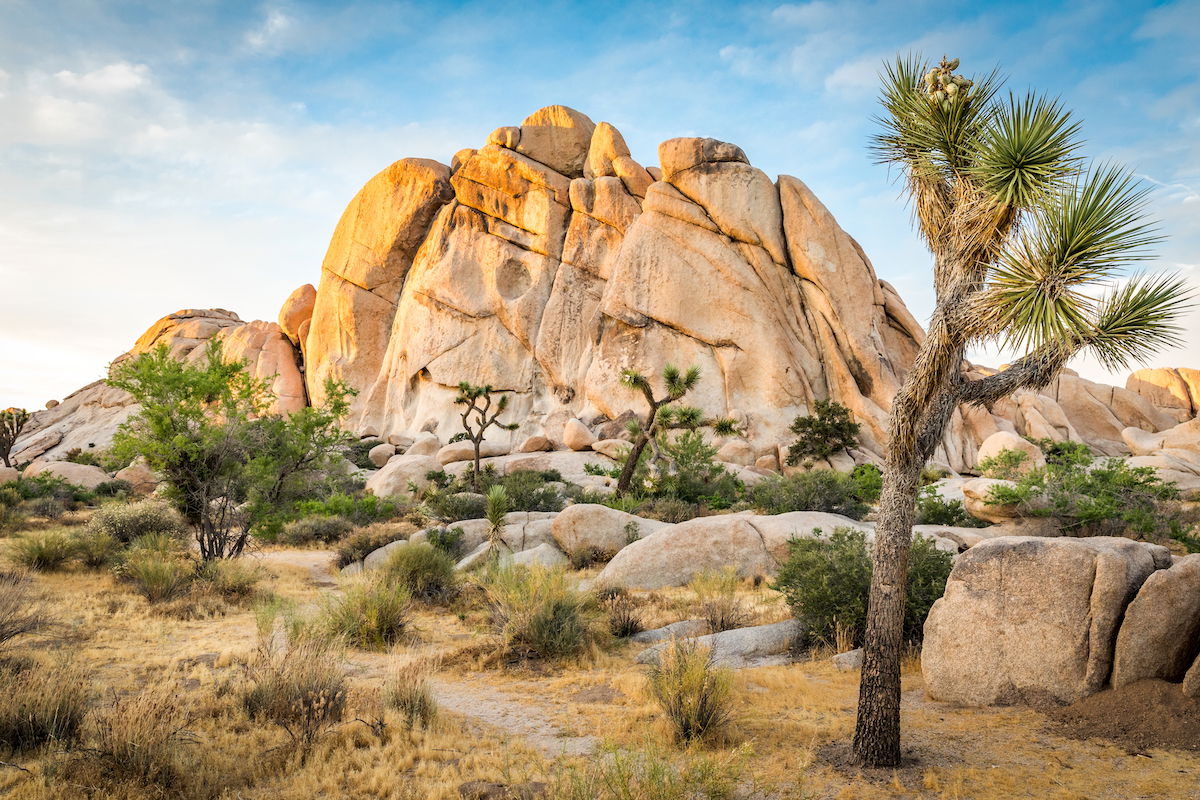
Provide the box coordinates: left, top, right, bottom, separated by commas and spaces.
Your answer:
614, 365, 738, 496
1, 408, 30, 469
454, 382, 519, 492
852, 55, 1191, 766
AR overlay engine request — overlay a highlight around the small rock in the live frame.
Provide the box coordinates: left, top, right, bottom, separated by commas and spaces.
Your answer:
629, 619, 708, 644
516, 435, 552, 453
406, 433, 442, 457
511, 542, 569, 568
636, 620, 804, 669
563, 419, 596, 451
833, 648, 864, 671
368, 442, 396, 468
591, 438, 630, 460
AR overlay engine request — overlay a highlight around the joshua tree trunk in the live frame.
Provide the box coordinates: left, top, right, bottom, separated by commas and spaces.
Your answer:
615, 433, 650, 495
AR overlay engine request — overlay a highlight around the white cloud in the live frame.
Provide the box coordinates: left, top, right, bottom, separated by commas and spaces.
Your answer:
245, 7, 296, 53
770, 2, 837, 27
54, 62, 149, 93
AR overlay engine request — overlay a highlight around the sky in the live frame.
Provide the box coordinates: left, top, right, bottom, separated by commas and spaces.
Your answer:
1, 0, 1198, 410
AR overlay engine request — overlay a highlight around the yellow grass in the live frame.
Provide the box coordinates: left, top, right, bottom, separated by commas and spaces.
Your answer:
0, 539, 1196, 800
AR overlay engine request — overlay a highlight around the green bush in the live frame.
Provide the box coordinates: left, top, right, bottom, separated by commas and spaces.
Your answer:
849, 463, 883, 504
482, 564, 600, 661
425, 526, 465, 558
0, 662, 87, 752
986, 445, 1186, 540
319, 577, 411, 650
646, 638, 733, 744
786, 400, 860, 466
293, 492, 400, 527
772, 527, 952, 647
195, 558, 262, 602
635, 496, 699, 523
334, 524, 409, 568
745, 470, 873, 519
914, 485, 986, 527
650, 431, 742, 508
8, 530, 76, 571
10, 474, 93, 505
24, 496, 67, 520
492, 469, 565, 512
977, 448, 1030, 480
424, 489, 486, 523
93, 479, 133, 498
384, 543, 457, 603
73, 530, 121, 568
86, 499, 188, 545
118, 550, 194, 602
279, 515, 355, 546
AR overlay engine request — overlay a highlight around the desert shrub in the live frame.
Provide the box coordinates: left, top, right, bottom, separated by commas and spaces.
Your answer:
87, 498, 188, 545
425, 525, 465, 558
745, 470, 872, 519
76, 685, 198, 791
424, 489, 487, 523
987, 446, 1185, 539
93, 479, 133, 498
335, 524, 410, 568
0, 662, 87, 752
24, 496, 67, 520
0, 486, 22, 507
636, 496, 699, 523
689, 568, 749, 633
548, 742, 749, 800
977, 447, 1030, 480
319, 576, 411, 650
849, 463, 883, 503
493, 469, 565, 512
195, 558, 262, 602
293, 492, 400, 527
651, 430, 742, 509
384, 543, 457, 603
119, 550, 194, 602
920, 463, 950, 485
344, 437, 385, 470
914, 485, 986, 527
772, 527, 952, 646
383, 658, 438, 731
646, 638, 733, 744
8, 530, 76, 571
279, 514, 355, 546
598, 585, 643, 638
568, 545, 614, 570
0, 571, 49, 651
786, 400, 860, 466
239, 632, 348, 752
11, 474, 94, 505
482, 564, 600, 660
63, 447, 101, 467
73, 529, 121, 568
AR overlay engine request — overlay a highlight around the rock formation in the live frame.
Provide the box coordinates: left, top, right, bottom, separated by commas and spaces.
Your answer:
12, 104, 1198, 479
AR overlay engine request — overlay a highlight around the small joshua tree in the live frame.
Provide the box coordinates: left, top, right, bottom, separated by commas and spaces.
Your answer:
1, 408, 30, 468
454, 383, 519, 492
614, 366, 737, 496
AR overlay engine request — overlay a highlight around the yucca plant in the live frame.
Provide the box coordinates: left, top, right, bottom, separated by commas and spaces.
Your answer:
614, 365, 738, 496
853, 55, 1192, 767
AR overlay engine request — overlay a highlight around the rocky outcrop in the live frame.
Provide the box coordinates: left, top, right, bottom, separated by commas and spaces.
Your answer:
922, 536, 1171, 706
635, 620, 804, 669
23, 460, 111, 490
1111, 555, 1200, 689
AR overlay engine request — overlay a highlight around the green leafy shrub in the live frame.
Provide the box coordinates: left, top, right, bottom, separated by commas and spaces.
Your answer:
786, 400, 860, 466
689, 568, 749, 633
635, 496, 699, 523
24, 496, 67, 520
986, 445, 1187, 539
424, 489, 486, 523
86, 499, 188, 545
279, 514, 355, 546
914, 485, 986, 527
0, 662, 87, 752
849, 463, 883, 504
9, 474, 92, 504
745, 470, 873, 519
293, 492, 400, 527
384, 543, 457, 603
334, 524, 410, 568
482, 564, 600, 660
318, 577, 411, 650
425, 526, 465, 558
651, 431, 742, 508
8, 530, 76, 571
492, 469, 565, 512
73, 530, 121, 568
118, 550, 194, 602
646, 638, 733, 744
93, 479, 133, 498
977, 448, 1030, 480
772, 527, 952, 647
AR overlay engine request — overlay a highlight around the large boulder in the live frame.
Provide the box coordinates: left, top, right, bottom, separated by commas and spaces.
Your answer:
24, 460, 111, 490
635, 620, 804, 669
514, 105, 596, 179
277, 283, 317, 346
550, 504, 668, 557
1111, 554, 1200, 688
114, 459, 158, 495
365, 454, 442, 497
0, 466, 19, 485
974, 431, 1045, 474
436, 440, 509, 465
367, 442, 396, 468
922, 536, 1170, 706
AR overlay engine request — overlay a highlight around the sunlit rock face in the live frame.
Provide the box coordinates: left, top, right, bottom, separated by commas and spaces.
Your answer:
15, 105, 1195, 474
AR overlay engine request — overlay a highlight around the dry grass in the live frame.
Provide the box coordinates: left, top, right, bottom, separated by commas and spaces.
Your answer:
0, 533, 1197, 800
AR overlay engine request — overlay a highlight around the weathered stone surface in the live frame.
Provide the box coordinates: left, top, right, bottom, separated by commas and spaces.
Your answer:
635, 620, 803, 669
974, 431, 1045, 474
962, 478, 1021, 524
1127, 367, 1200, 423
515, 105, 596, 178
200, 320, 305, 414
0, 466, 18, 484
363, 538, 409, 571
1122, 426, 1165, 456
24, 460, 110, 490
278, 283, 317, 346
437, 440, 509, 465
515, 435, 551, 453
1112, 555, 1200, 688
406, 433, 442, 457
629, 619, 708, 644
717, 439, 755, 466
833, 648, 864, 671
922, 536, 1168, 706
367, 442, 396, 468
550, 504, 667, 557
590, 438, 630, 460
562, 419, 595, 451
510, 542, 569, 568
365, 454, 442, 497
114, 459, 158, 495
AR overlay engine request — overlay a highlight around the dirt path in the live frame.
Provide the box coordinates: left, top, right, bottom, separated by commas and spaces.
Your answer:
250, 548, 339, 586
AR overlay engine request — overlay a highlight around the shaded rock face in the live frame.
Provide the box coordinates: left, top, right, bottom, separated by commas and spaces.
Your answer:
921, 536, 1170, 707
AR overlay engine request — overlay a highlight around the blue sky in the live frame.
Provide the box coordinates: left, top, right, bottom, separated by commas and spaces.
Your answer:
1, 0, 1197, 410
